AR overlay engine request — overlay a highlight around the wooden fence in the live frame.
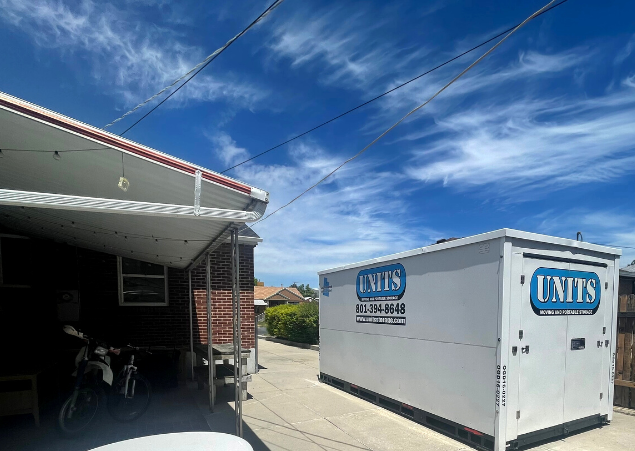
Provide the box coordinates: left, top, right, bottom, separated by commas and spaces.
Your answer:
614, 294, 635, 408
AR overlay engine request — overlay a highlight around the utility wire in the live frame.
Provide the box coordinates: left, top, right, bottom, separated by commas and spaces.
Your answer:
0, 0, 567, 156
109, 0, 285, 136
242, 0, 560, 232
222, 0, 569, 173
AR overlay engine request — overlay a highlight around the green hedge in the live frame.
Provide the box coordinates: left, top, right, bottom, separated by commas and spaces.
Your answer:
265, 302, 319, 345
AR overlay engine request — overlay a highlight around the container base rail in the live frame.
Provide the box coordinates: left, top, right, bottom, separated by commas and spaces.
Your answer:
320, 373, 608, 451
509, 414, 608, 450
320, 372, 495, 451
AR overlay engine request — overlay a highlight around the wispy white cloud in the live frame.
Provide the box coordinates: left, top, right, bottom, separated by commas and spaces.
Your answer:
403, 76, 635, 198
523, 209, 635, 267
265, 5, 432, 90
373, 46, 596, 129
362, 37, 632, 200
0, 0, 268, 109
211, 135, 443, 283
208, 132, 249, 167
615, 33, 635, 65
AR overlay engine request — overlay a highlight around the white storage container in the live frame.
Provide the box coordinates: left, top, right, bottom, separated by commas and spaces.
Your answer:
318, 229, 621, 451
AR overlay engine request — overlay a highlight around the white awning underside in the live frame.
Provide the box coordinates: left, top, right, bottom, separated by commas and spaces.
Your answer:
0, 92, 268, 269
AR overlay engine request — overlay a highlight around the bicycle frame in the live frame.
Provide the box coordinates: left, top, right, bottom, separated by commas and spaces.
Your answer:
122, 354, 138, 399
67, 346, 90, 419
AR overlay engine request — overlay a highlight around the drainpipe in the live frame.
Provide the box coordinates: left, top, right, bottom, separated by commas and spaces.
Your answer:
188, 270, 194, 381
231, 228, 243, 437
206, 252, 214, 412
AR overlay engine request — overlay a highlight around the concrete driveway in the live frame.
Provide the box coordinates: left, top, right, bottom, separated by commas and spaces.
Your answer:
223, 339, 635, 451
3, 339, 632, 451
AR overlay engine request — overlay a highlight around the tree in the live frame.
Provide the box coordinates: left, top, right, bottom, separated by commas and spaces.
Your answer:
254, 277, 261, 286
291, 283, 318, 299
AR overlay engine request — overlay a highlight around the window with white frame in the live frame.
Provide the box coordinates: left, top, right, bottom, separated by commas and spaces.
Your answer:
117, 256, 168, 306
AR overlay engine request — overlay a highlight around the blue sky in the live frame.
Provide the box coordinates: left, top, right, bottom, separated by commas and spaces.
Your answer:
1, 0, 634, 286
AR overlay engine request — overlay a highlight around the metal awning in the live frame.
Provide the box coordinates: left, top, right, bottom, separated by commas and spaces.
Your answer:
0, 91, 262, 437
0, 91, 269, 269
254, 299, 267, 306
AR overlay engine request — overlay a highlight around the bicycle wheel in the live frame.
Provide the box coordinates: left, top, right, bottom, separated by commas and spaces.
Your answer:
58, 387, 99, 436
107, 372, 151, 422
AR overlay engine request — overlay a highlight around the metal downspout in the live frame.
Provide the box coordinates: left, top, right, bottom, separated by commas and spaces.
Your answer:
231, 228, 243, 437
188, 270, 194, 381
206, 252, 214, 412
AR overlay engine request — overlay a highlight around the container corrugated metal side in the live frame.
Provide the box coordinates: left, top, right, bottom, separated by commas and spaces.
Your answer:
318, 229, 621, 451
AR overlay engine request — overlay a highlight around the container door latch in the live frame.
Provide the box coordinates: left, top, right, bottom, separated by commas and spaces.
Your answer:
521, 346, 529, 354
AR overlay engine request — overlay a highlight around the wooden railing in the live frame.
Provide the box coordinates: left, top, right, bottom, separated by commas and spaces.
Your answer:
615, 294, 635, 408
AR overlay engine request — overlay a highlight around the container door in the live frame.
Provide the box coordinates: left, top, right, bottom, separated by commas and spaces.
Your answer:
563, 263, 607, 422
517, 258, 568, 435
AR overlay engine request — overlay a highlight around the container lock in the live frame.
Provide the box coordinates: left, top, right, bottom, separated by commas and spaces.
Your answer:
521, 346, 529, 354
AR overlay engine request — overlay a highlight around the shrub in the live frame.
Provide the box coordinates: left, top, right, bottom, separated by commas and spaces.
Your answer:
264, 302, 319, 344
265, 304, 296, 338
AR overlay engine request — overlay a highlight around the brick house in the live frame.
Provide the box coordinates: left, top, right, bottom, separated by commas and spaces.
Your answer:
253, 285, 306, 315
0, 91, 268, 377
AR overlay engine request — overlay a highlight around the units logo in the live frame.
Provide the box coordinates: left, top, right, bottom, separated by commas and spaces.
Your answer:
321, 278, 332, 297
356, 263, 406, 301
529, 268, 601, 316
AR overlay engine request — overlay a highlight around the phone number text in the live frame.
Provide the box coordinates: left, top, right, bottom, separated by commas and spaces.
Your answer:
356, 303, 405, 315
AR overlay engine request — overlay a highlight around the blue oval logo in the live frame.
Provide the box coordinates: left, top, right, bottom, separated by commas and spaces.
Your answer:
356, 263, 406, 301
530, 268, 601, 316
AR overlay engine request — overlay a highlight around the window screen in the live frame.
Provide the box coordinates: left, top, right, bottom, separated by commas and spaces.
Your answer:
118, 257, 168, 306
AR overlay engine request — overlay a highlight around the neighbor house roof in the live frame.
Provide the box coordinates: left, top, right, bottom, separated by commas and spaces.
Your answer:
621, 264, 635, 278
0, 91, 269, 269
254, 286, 305, 302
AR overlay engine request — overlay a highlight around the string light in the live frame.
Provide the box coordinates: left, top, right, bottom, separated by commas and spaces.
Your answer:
118, 153, 129, 191
118, 177, 130, 191
53, 151, 61, 161
0, 148, 4, 158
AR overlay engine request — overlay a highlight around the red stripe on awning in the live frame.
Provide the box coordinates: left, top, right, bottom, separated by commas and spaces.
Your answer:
0, 96, 252, 195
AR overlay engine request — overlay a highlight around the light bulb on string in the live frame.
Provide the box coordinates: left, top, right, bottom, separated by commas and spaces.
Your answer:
118, 177, 130, 191
53, 151, 61, 161
0, 149, 4, 158
118, 152, 129, 191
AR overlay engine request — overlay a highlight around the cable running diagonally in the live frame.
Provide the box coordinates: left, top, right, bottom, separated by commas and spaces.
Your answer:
1, 0, 566, 155
221, 0, 568, 173
104, 0, 285, 133
241, 0, 559, 232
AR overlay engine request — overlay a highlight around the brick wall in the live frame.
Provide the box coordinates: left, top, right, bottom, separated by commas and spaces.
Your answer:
73, 243, 255, 349
192, 243, 255, 349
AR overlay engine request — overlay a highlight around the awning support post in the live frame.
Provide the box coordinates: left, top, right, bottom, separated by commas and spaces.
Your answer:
231, 228, 243, 437
206, 252, 215, 412
255, 317, 259, 374
188, 270, 194, 381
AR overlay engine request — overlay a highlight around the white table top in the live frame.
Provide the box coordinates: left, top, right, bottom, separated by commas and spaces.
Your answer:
89, 432, 254, 451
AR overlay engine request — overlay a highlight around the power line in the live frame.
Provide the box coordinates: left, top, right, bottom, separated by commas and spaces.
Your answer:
242, 0, 560, 232
0, 0, 568, 157
221, 0, 569, 174
113, 0, 285, 136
